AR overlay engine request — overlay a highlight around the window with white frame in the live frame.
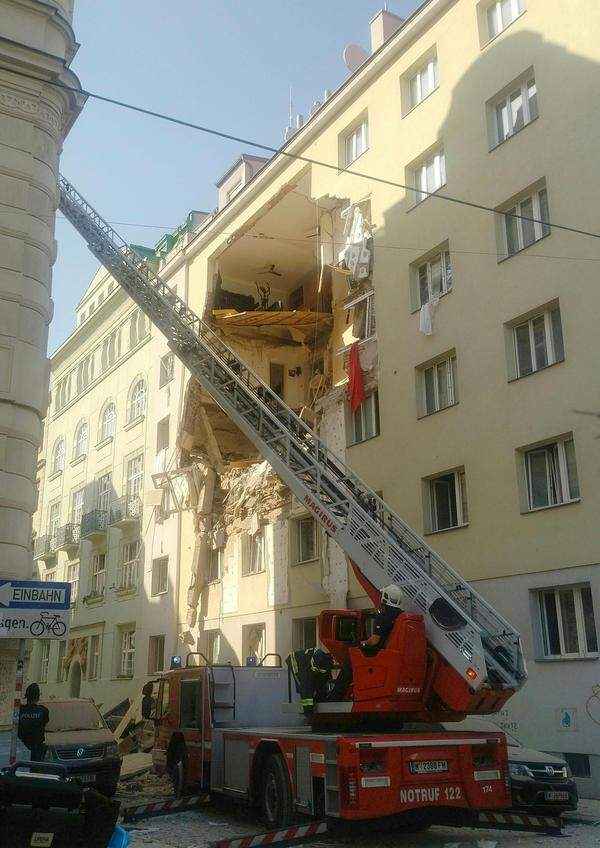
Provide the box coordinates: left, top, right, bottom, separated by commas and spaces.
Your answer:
343, 120, 368, 167
119, 539, 140, 589
426, 469, 468, 532
100, 403, 116, 441
48, 502, 61, 540
493, 76, 537, 145
97, 472, 112, 512
487, 0, 526, 40
408, 58, 439, 109
345, 291, 376, 342
67, 562, 79, 605
537, 584, 597, 658
88, 634, 100, 680
51, 439, 65, 474
90, 553, 106, 596
293, 618, 317, 651
413, 149, 446, 205
242, 530, 264, 576
40, 641, 50, 683
291, 516, 318, 564
57, 640, 66, 682
126, 454, 144, 504
502, 186, 550, 256
206, 630, 221, 664
159, 353, 174, 388
73, 421, 88, 459
523, 437, 579, 511
119, 627, 135, 677
347, 392, 380, 446
148, 634, 165, 674
414, 248, 453, 308
129, 379, 147, 421
243, 623, 265, 664
151, 556, 168, 596
512, 304, 564, 378
208, 547, 223, 583
419, 354, 457, 416
71, 489, 85, 526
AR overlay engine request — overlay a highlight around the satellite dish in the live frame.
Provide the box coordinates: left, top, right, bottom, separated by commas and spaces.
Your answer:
343, 44, 369, 73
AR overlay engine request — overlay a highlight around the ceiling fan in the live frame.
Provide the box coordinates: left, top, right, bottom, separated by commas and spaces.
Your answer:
256, 263, 283, 277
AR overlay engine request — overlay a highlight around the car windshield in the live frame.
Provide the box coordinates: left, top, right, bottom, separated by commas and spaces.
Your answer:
44, 701, 106, 732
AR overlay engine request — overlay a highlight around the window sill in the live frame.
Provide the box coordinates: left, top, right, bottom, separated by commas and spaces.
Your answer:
70, 454, 86, 468
508, 358, 565, 382
497, 231, 551, 263
489, 115, 539, 153
402, 86, 439, 119
411, 288, 452, 315
424, 522, 469, 536
150, 589, 168, 597
242, 569, 266, 578
534, 653, 598, 663
115, 585, 138, 597
481, 10, 527, 50
521, 498, 580, 515
83, 593, 105, 606
114, 674, 134, 680
124, 414, 145, 431
340, 147, 369, 172
347, 432, 381, 448
207, 579, 221, 586
48, 470, 63, 482
407, 183, 447, 213
417, 401, 458, 420
95, 436, 114, 450
291, 557, 319, 567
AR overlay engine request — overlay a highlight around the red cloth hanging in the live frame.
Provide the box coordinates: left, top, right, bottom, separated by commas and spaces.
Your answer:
348, 342, 366, 414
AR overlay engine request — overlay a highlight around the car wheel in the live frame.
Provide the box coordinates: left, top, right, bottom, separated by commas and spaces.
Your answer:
170, 745, 187, 799
262, 753, 293, 829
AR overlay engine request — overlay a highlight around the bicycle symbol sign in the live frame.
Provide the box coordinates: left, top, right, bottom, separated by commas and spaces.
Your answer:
29, 611, 67, 638
0, 579, 70, 640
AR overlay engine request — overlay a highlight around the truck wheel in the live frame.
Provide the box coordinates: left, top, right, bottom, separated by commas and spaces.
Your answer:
170, 745, 187, 798
262, 753, 293, 828
394, 810, 432, 833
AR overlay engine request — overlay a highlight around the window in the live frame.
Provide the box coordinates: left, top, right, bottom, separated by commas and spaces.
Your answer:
48, 502, 61, 541
151, 556, 168, 596
206, 630, 221, 664
291, 516, 318, 564
156, 417, 170, 473
52, 439, 65, 474
493, 77, 538, 145
129, 379, 147, 421
243, 623, 265, 664
90, 553, 106, 596
348, 392, 380, 446
562, 753, 591, 778
126, 454, 144, 504
40, 641, 50, 683
100, 403, 116, 441
419, 355, 457, 416
537, 584, 597, 658
71, 488, 85, 526
345, 291, 376, 341
57, 640, 66, 682
180, 678, 202, 728
512, 305, 564, 378
413, 150, 446, 205
243, 530, 265, 576
119, 628, 135, 677
414, 249, 452, 308
208, 547, 223, 583
119, 540, 140, 589
427, 469, 468, 532
97, 473, 112, 512
409, 58, 439, 109
293, 618, 317, 651
226, 178, 243, 203
343, 120, 368, 166
88, 635, 100, 680
159, 353, 174, 388
502, 186, 550, 256
524, 438, 579, 511
67, 562, 79, 605
73, 421, 88, 459
487, 0, 525, 40
148, 635, 165, 674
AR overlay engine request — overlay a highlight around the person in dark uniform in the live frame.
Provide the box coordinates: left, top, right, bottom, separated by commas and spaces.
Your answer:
18, 683, 49, 761
328, 585, 404, 702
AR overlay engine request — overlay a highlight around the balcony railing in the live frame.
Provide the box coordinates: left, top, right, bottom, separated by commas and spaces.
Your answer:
33, 536, 52, 560
109, 496, 142, 526
54, 523, 81, 551
81, 509, 109, 539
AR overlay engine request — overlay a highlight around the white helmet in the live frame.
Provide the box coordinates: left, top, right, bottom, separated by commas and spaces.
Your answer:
381, 584, 404, 609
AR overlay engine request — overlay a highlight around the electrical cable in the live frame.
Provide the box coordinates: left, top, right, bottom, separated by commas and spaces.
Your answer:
5, 66, 600, 243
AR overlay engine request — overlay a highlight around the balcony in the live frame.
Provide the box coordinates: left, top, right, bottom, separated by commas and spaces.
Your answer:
54, 523, 81, 553
33, 535, 54, 561
109, 496, 142, 528
81, 509, 109, 540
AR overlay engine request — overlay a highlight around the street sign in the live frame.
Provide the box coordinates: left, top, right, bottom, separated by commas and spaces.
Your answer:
0, 580, 71, 640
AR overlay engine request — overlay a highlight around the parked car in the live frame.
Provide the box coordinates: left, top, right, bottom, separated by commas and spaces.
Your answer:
41, 698, 122, 796
443, 719, 578, 814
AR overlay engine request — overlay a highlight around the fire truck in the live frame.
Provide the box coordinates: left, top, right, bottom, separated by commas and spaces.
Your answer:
58, 178, 531, 831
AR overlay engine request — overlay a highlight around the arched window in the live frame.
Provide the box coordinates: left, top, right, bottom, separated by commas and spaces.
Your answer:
100, 403, 116, 441
129, 380, 147, 421
73, 421, 88, 459
52, 439, 65, 474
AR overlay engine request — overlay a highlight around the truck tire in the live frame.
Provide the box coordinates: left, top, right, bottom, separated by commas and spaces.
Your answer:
262, 753, 293, 828
170, 744, 187, 798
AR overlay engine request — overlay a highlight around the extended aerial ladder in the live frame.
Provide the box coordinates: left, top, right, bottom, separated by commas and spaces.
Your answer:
58, 176, 527, 717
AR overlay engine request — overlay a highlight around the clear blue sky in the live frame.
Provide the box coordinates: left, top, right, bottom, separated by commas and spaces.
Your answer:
51, 0, 419, 352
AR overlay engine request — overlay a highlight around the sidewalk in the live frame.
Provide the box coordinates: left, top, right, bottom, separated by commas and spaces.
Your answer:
563, 797, 600, 825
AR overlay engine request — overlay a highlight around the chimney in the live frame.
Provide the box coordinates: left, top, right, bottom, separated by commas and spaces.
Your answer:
369, 9, 404, 53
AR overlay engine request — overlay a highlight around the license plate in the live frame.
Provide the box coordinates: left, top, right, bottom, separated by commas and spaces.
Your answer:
76, 773, 96, 784
545, 791, 570, 801
410, 760, 448, 774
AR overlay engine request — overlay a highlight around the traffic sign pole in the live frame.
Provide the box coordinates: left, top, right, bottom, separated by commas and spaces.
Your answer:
9, 638, 26, 766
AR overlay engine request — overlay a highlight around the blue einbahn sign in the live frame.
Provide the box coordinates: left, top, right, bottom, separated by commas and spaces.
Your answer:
0, 579, 71, 609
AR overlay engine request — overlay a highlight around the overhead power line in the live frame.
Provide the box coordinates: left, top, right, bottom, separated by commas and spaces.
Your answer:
6, 67, 600, 245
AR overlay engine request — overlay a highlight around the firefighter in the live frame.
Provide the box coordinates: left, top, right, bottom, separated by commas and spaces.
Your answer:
286, 648, 334, 714
18, 683, 49, 762
328, 584, 404, 702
